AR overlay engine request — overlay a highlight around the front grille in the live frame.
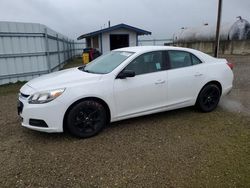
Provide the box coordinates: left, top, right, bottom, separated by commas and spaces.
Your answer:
29, 119, 48, 128
17, 100, 23, 115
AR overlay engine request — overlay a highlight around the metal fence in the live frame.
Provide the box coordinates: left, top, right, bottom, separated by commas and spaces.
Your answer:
0, 21, 85, 85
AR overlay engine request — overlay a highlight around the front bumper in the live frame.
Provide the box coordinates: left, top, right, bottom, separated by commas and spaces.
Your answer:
18, 96, 65, 133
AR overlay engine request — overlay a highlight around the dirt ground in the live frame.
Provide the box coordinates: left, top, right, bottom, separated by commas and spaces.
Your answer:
0, 56, 249, 188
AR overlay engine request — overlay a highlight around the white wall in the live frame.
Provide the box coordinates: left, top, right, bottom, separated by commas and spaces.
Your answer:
101, 29, 137, 54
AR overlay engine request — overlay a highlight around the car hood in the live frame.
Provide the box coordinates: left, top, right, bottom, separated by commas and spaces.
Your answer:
21, 68, 102, 94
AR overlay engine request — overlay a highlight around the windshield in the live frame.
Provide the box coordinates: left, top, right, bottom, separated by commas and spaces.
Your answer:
81, 51, 134, 74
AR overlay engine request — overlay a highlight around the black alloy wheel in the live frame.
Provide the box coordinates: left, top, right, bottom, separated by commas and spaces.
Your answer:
67, 100, 107, 138
196, 84, 221, 112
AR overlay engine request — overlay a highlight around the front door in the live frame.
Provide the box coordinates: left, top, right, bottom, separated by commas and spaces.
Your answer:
114, 51, 168, 118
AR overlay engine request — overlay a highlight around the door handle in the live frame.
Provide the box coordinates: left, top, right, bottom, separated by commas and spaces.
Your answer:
155, 80, 166, 85
194, 73, 203, 77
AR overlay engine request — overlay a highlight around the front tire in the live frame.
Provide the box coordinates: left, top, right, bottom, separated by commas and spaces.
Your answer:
66, 100, 107, 138
196, 84, 221, 112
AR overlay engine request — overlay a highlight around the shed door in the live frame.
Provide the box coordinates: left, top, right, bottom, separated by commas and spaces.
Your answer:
110, 34, 129, 50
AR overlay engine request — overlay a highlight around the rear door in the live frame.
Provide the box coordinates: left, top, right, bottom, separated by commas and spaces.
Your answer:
166, 50, 205, 105
114, 51, 168, 118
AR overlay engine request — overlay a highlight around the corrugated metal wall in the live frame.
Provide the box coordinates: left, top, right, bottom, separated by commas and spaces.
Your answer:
74, 42, 86, 57
0, 21, 85, 85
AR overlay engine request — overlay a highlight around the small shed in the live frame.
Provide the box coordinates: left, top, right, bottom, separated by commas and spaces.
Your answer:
77, 23, 151, 54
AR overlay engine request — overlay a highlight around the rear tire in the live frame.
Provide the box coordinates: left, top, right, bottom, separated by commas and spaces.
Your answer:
196, 84, 221, 112
66, 100, 107, 138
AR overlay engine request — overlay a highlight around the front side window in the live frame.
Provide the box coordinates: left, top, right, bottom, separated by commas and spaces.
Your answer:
83, 51, 134, 74
125, 51, 164, 75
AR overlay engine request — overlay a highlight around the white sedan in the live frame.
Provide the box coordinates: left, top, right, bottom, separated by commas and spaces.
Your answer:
18, 46, 234, 138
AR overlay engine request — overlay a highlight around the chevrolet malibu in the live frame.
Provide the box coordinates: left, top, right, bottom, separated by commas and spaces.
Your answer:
18, 46, 234, 138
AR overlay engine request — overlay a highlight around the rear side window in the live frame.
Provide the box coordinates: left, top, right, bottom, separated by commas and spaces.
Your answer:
168, 51, 192, 69
168, 51, 202, 69
191, 54, 202, 65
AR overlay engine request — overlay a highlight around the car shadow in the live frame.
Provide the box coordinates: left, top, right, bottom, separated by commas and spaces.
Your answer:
21, 128, 75, 141
107, 106, 198, 129
21, 106, 223, 141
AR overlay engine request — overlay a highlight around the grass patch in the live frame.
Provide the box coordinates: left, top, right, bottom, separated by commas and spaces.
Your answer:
0, 58, 83, 96
63, 57, 83, 69
0, 81, 26, 96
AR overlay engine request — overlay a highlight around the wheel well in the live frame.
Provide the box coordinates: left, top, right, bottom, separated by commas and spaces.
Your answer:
63, 97, 111, 132
196, 81, 222, 105
204, 81, 222, 95
197, 81, 222, 99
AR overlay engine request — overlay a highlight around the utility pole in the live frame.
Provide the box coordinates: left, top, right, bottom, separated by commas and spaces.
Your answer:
214, 0, 223, 57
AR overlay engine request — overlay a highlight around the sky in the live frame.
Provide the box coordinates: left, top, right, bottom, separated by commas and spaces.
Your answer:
0, 0, 249, 40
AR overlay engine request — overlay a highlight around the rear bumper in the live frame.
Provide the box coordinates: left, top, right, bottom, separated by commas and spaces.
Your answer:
222, 85, 233, 96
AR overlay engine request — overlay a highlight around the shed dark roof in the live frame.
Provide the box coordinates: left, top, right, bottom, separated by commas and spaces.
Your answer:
77, 23, 151, 40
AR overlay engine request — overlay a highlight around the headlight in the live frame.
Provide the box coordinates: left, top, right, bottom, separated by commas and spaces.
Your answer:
28, 88, 65, 104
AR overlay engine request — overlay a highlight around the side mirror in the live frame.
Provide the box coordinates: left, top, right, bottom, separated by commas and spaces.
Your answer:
116, 70, 135, 79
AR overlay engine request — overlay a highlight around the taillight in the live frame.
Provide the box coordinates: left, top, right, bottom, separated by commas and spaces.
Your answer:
227, 61, 234, 70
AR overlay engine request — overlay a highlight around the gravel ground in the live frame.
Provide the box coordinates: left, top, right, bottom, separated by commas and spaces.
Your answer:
0, 56, 249, 188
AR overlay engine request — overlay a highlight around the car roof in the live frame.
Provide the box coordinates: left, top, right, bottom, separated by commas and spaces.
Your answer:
115, 46, 192, 53
115, 46, 216, 62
